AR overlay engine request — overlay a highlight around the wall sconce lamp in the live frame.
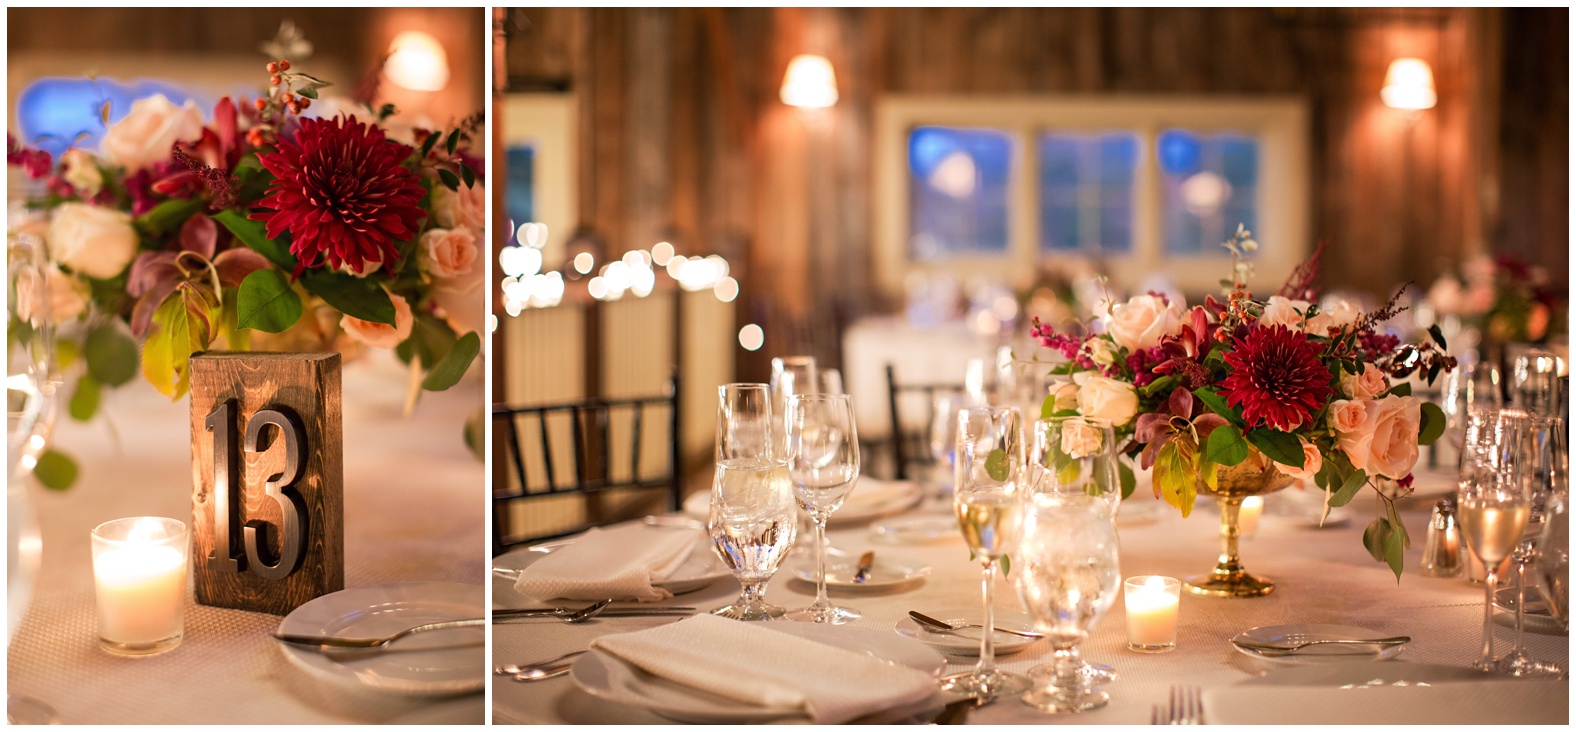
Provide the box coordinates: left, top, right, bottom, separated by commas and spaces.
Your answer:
1381, 58, 1436, 112
385, 31, 450, 92
780, 54, 838, 108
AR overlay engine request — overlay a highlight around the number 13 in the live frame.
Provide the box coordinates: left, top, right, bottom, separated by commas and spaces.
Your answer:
205, 401, 309, 580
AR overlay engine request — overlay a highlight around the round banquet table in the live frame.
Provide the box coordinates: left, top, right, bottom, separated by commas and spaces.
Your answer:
6, 353, 485, 724
492, 470, 1569, 725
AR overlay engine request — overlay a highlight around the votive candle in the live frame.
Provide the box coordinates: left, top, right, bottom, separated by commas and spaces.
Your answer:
92, 517, 188, 656
1124, 575, 1181, 652
1239, 496, 1264, 538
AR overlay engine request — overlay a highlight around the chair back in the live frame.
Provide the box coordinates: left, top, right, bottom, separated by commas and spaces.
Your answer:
884, 363, 962, 481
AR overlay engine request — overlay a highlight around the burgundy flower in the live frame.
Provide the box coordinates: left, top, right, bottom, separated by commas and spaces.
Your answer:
1154, 306, 1218, 390
1218, 324, 1334, 431
251, 115, 425, 276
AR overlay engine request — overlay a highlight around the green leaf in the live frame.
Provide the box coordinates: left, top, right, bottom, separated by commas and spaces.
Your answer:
84, 320, 139, 386
421, 331, 481, 391
445, 128, 460, 155
437, 168, 461, 191
1154, 439, 1198, 518
299, 269, 395, 325
69, 374, 101, 421
140, 285, 214, 399
1328, 468, 1368, 507
214, 209, 297, 271
1418, 402, 1446, 446
1118, 459, 1136, 500
236, 269, 303, 332
1386, 382, 1412, 397
463, 407, 485, 460
1192, 387, 1244, 428
419, 131, 441, 158
985, 448, 1009, 482
1138, 374, 1179, 399
1246, 429, 1304, 469
297, 86, 318, 99
1383, 520, 1407, 581
134, 198, 203, 237
1428, 323, 1447, 349
460, 162, 476, 188
999, 555, 1011, 577
1204, 424, 1249, 467
33, 449, 78, 490
1040, 394, 1058, 420
1362, 517, 1391, 563
398, 312, 458, 367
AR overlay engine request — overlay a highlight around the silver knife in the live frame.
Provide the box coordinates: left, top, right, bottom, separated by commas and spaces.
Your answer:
853, 551, 876, 583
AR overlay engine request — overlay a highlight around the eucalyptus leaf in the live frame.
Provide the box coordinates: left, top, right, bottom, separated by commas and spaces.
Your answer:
984, 448, 1009, 482
236, 269, 302, 333
1383, 523, 1407, 581
1362, 517, 1391, 563
1328, 468, 1368, 507
69, 374, 101, 421
34, 449, 78, 490
421, 331, 480, 391
84, 321, 139, 386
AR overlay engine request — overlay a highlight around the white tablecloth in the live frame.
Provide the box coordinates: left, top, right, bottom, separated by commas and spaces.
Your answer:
7, 353, 485, 724
492, 471, 1570, 724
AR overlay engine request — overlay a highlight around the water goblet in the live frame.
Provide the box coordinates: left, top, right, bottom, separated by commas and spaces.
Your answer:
1014, 493, 1121, 713
940, 406, 1032, 700
1511, 349, 1564, 418
1442, 361, 1504, 452
784, 394, 862, 624
708, 384, 798, 621
1457, 410, 1536, 672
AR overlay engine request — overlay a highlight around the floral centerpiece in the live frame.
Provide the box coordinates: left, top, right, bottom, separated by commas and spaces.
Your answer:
1426, 253, 1566, 351
8, 50, 485, 489
1031, 226, 1455, 580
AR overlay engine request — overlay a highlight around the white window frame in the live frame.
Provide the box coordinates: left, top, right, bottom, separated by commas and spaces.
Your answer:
503, 92, 577, 266
873, 95, 1310, 300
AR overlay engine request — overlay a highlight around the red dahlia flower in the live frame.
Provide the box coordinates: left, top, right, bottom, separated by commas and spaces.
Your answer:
251, 115, 425, 276
1218, 324, 1334, 431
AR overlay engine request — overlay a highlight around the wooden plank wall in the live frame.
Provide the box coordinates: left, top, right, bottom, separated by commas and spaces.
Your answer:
506, 7, 1566, 387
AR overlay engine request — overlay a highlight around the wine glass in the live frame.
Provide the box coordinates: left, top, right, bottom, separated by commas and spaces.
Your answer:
708, 384, 798, 621
1498, 415, 1566, 678
927, 390, 967, 505
1511, 349, 1564, 418
1457, 409, 1536, 673
770, 356, 821, 556
942, 406, 1032, 700
784, 394, 861, 624
1014, 493, 1121, 713
1442, 361, 1504, 452
1536, 489, 1568, 628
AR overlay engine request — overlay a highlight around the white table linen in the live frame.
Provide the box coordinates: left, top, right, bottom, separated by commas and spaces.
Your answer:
515, 523, 700, 602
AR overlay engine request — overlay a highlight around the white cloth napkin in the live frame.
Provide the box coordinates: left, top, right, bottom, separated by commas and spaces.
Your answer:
590, 614, 937, 724
1201, 679, 1568, 725
847, 478, 914, 508
513, 524, 699, 602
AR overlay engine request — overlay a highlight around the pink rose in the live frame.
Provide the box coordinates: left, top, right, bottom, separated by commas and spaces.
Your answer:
1322, 299, 1362, 331
340, 292, 414, 349
430, 276, 483, 336
432, 182, 486, 231
1259, 296, 1316, 333
15, 265, 88, 325
1339, 363, 1388, 399
1104, 294, 1183, 351
1366, 395, 1422, 479
1074, 373, 1139, 426
1048, 379, 1080, 412
420, 225, 479, 278
1059, 417, 1105, 459
1273, 437, 1324, 481
1328, 399, 1369, 434
100, 95, 204, 172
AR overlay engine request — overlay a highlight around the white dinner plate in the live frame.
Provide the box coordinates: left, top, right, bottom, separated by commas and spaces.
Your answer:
869, 515, 960, 545
1208, 662, 1568, 725
893, 608, 1042, 656
1494, 586, 1568, 636
569, 622, 946, 723
1230, 623, 1407, 665
788, 553, 930, 590
682, 480, 924, 527
1237, 661, 1488, 687
379, 694, 485, 724
492, 529, 729, 607
276, 582, 485, 696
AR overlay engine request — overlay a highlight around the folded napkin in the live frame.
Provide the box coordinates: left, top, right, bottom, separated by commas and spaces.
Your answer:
847, 478, 915, 508
514, 523, 699, 602
591, 614, 936, 723
1201, 679, 1568, 725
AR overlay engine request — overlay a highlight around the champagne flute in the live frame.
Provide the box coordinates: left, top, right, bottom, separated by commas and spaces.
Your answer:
1014, 493, 1121, 713
1442, 361, 1504, 452
942, 406, 1032, 700
1498, 415, 1566, 677
1535, 489, 1568, 627
708, 384, 798, 621
784, 394, 861, 624
1457, 409, 1535, 672
1511, 349, 1564, 418
770, 356, 821, 556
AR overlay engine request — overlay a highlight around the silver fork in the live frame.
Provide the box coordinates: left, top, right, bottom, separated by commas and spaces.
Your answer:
273, 617, 485, 650
1166, 685, 1203, 725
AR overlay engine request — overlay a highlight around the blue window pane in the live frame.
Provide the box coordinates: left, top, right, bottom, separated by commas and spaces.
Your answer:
1160, 129, 1261, 255
1036, 132, 1136, 254
908, 127, 1012, 260
506, 145, 536, 238
17, 78, 202, 157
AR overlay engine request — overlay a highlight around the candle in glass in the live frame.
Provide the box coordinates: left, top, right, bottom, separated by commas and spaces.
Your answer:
92, 517, 188, 656
1124, 576, 1180, 652
1238, 496, 1264, 538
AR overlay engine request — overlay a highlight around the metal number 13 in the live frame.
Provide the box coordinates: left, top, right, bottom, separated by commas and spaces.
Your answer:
205, 400, 309, 580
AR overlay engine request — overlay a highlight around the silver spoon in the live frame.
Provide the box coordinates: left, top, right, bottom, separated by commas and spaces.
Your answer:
908, 610, 1045, 640
496, 649, 588, 676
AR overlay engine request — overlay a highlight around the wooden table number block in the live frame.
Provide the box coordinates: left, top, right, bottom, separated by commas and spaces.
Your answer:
190, 352, 343, 615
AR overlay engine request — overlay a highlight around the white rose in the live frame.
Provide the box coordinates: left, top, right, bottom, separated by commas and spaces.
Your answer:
15, 265, 88, 325
340, 292, 414, 349
430, 274, 484, 336
61, 149, 103, 198
432, 182, 486, 231
1086, 338, 1117, 367
1048, 379, 1080, 412
1073, 373, 1139, 427
1104, 294, 1184, 352
46, 203, 138, 279
1059, 417, 1105, 459
99, 95, 204, 172
420, 226, 480, 279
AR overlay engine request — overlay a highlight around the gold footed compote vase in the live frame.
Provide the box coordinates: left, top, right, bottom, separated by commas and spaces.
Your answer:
1184, 462, 1293, 598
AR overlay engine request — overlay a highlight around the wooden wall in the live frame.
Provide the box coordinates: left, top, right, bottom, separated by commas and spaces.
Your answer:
508, 8, 1565, 377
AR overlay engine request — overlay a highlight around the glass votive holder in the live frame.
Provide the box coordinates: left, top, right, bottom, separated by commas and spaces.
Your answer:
1238, 496, 1264, 539
91, 517, 188, 656
1124, 575, 1180, 653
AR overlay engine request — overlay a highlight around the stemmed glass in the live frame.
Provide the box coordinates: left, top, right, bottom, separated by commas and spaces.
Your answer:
1014, 493, 1121, 713
942, 406, 1032, 700
770, 356, 822, 557
927, 390, 967, 505
1498, 414, 1566, 678
1457, 410, 1535, 672
1442, 361, 1504, 452
708, 384, 798, 621
1511, 349, 1564, 418
784, 394, 861, 624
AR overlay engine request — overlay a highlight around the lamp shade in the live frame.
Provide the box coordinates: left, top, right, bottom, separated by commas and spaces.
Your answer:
780, 54, 838, 108
1381, 58, 1436, 111
385, 31, 450, 92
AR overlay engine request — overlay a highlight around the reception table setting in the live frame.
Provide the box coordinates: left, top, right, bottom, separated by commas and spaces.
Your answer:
491, 240, 1568, 726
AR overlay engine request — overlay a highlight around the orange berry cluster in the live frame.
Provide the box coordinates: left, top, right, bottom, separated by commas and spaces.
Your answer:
246, 59, 311, 147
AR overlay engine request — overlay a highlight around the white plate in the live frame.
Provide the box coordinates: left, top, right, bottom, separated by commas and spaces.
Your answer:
1494, 586, 1568, 636
683, 480, 924, 527
869, 515, 960, 545
893, 608, 1042, 656
379, 694, 485, 724
788, 553, 930, 590
1230, 623, 1407, 664
1238, 661, 1488, 687
1208, 662, 1568, 725
492, 530, 729, 607
276, 582, 485, 696
569, 622, 946, 723
1263, 492, 1353, 528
